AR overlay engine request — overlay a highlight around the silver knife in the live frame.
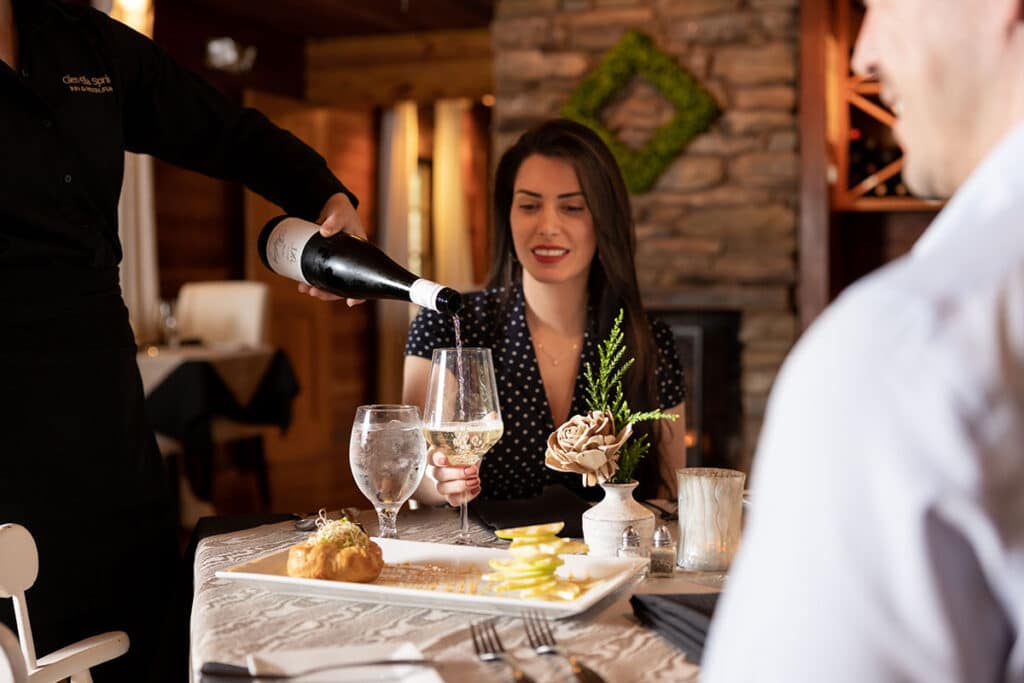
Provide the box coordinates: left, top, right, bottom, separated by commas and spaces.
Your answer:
201, 658, 437, 680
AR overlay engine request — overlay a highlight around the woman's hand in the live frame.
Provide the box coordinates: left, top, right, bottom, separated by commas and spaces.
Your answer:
428, 448, 481, 506
297, 192, 367, 306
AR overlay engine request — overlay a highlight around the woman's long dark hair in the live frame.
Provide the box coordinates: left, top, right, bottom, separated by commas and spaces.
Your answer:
488, 119, 666, 498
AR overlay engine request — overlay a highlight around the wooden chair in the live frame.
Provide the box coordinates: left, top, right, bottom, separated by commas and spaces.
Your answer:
0, 524, 128, 683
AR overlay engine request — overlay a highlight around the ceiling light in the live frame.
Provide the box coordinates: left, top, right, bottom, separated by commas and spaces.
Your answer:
205, 37, 257, 74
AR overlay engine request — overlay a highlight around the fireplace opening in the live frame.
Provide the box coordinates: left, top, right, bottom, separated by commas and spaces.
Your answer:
655, 311, 743, 470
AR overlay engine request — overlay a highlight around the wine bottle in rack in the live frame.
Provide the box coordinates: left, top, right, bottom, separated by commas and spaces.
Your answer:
257, 215, 463, 314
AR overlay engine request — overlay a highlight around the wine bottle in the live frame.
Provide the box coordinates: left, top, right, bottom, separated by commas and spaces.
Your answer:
257, 216, 463, 314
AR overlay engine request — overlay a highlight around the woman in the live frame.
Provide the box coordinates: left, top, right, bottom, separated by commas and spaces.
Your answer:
403, 119, 686, 506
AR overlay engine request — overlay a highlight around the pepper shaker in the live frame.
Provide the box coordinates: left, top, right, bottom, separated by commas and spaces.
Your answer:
649, 525, 677, 577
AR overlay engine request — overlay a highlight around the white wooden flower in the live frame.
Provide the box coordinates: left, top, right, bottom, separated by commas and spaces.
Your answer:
545, 410, 633, 486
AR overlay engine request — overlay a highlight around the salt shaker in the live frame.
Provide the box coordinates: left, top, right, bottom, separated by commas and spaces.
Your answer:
617, 525, 650, 575
649, 525, 677, 577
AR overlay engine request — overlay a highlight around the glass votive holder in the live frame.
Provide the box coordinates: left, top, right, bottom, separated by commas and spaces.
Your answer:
676, 467, 746, 572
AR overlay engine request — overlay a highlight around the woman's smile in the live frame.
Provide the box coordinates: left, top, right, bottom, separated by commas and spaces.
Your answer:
531, 245, 571, 264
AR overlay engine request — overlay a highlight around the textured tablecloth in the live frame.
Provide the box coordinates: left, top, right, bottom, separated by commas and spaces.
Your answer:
138, 344, 276, 403
191, 507, 714, 682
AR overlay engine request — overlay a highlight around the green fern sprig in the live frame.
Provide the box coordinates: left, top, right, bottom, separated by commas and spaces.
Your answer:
628, 408, 675, 424
580, 309, 678, 484
616, 435, 649, 485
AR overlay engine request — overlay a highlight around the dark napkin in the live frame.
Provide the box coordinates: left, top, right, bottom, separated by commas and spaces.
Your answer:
630, 592, 720, 664
469, 484, 591, 538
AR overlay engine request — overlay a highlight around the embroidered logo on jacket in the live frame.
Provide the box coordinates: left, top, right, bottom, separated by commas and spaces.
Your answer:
62, 74, 113, 94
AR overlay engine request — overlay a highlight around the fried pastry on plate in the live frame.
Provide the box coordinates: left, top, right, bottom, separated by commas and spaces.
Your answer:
286, 514, 384, 583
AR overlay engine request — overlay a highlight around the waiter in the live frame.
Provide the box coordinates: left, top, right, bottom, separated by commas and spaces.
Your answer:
0, 0, 361, 680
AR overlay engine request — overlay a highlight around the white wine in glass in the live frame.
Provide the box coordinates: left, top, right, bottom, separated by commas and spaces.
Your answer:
422, 347, 503, 545
422, 423, 503, 466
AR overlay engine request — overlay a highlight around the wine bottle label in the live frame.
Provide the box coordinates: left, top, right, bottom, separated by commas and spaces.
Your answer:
264, 218, 317, 285
409, 278, 444, 311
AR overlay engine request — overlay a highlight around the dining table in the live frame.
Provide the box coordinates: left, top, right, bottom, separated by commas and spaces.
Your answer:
190, 505, 718, 682
137, 343, 299, 503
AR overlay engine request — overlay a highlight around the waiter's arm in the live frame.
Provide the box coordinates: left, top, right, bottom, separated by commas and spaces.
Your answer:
95, 13, 362, 300
97, 13, 356, 225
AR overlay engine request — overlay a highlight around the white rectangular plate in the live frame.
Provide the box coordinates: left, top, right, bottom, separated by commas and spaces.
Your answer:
217, 537, 647, 619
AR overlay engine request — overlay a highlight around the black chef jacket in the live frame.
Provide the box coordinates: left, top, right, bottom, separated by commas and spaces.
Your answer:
0, 2, 358, 680
0, 0, 355, 280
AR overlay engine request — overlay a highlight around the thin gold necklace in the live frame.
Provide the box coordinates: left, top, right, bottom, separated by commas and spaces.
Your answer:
535, 339, 580, 366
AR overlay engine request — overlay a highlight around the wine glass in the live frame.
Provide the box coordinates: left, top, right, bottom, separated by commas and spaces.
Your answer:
349, 405, 427, 539
422, 347, 503, 545
158, 300, 180, 347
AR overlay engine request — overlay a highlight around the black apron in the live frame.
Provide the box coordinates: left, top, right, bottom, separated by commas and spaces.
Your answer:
0, 267, 184, 682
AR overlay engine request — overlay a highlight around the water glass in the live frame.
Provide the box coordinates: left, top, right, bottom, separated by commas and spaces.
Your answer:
676, 467, 746, 571
349, 405, 427, 539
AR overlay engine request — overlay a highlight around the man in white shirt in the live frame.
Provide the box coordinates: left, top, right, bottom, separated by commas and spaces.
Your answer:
702, 1, 1024, 681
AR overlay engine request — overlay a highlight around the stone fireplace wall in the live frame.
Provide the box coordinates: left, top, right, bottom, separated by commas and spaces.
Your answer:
492, 0, 799, 471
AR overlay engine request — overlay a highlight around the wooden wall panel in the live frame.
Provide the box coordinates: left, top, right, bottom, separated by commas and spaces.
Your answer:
152, 0, 305, 298
242, 91, 377, 514
324, 109, 378, 509
832, 212, 932, 299
152, 158, 241, 295
462, 103, 493, 284
306, 28, 493, 107
798, 0, 831, 329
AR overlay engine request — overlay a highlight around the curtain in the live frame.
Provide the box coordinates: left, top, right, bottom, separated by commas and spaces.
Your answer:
94, 0, 160, 343
376, 102, 419, 403
432, 99, 476, 290
118, 153, 161, 343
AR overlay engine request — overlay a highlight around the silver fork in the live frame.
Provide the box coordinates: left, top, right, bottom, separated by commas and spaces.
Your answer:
522, 611, 607, 683
470, 619, 536, 683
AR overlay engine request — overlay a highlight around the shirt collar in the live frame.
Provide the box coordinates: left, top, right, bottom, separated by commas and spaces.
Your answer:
913, 122, 1024, 258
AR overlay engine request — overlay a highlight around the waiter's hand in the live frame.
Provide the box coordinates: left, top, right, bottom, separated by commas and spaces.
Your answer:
297, 192, 367, 306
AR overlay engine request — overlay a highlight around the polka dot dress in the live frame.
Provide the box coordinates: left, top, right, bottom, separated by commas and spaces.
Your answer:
405, 285, 685, 501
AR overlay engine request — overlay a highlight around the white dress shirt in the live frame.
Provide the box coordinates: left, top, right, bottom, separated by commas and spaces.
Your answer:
702, 124, 1024, 682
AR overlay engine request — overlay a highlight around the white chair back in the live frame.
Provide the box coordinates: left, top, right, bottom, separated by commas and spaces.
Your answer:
0, 525, 38, 599
0, 524, 129, 683
0, 525, 38, 670
176, 281, 269, 346
0, 624, 27, 683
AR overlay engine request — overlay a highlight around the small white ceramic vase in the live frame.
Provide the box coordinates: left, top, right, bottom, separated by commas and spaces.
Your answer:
582, 481, 655, 558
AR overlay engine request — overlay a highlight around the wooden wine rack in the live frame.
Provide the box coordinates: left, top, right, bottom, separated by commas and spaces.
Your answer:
827, 0, 942, 213
799, 0, 946, 328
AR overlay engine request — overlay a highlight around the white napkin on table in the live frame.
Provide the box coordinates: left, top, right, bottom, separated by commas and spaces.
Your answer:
246, 642, 439, 682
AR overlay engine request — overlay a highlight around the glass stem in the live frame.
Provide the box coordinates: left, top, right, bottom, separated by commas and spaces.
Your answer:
377, 507, 399, 539
456, 501, 472, 544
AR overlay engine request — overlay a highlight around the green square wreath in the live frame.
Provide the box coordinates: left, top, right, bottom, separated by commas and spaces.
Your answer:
563, 30, 720, 194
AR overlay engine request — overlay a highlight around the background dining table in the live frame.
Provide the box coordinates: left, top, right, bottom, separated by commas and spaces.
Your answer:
137, 343, 299, 506
190, 505, 717, 682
